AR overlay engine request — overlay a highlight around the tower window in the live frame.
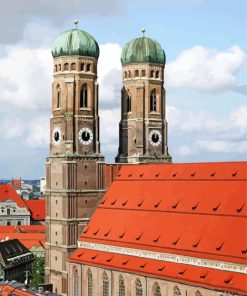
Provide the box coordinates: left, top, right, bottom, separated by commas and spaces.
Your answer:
128, 71, 131, 78
124, 71, 127, 78
150, 89, 157, 112
156, 71, 159, 78
150, 70, 154, 78
57, 91, 61, 109
64, 63, 69, 71
80, 84, 88, 108
71, 63, 76, 70
127, 93, 131, 113
141, 70, 146, 77
80, 63, 84, 71
135, 70, 139, 77
86, 64, 91, 72
58, 64, 61, 71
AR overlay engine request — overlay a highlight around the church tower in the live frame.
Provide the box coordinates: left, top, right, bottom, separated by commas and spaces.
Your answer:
116, 31, 172, 163
45, 22, 104, 295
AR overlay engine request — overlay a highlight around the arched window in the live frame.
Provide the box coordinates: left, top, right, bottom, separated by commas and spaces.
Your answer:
127, 93, 131, 113
71, 63, 76, 70
58, 64, 61, 71
7, 221, 11, 226
57, 91, 61, 108
103, 272, 109, 296
150, 89, 157, 112
86, 64, 91, 72
73, 269, 78, 296
128, 71, 131, 78
119, 275, 125, 296
135, 70, 139, 77
135, 278, 143, 296
80, 84, 88, 108
153, 282, 161, 296
7, 209, 10, 215
141, 70, 146, 77
88, 269, 93, 296
150, 70, 154, 78
80, 63, 84, 71
156, 71, 159, 78
17, 221, 21, 226
64, 63, 69, 71
174, 286, 181, 296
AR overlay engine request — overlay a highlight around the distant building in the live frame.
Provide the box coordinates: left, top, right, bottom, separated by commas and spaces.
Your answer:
40, 177, 46, 196
0, 239, 34, 283
0, 185, 46, 226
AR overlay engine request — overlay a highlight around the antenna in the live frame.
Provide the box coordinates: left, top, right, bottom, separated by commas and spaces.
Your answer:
74, 20, 79, 29
141, 28, 146, 37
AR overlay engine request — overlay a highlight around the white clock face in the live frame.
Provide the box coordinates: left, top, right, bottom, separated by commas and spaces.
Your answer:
53, 127, 61, 145
78, 128, 93, 145
149, 130, 162, 146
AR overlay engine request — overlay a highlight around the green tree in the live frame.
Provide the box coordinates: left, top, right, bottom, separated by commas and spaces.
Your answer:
30, 256, 45, 286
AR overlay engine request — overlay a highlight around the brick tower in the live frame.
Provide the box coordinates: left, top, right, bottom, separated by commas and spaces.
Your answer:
116, 30, 172, 163
45, 22, 105, 294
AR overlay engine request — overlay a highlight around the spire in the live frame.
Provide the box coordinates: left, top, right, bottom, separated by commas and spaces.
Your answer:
141, 28, 146, 37
74, 19, 79, 29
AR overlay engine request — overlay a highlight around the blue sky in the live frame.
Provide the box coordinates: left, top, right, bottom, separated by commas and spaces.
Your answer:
0, 0, 246, 179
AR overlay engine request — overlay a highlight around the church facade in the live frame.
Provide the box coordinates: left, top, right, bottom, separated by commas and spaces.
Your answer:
45, 24, 247, 296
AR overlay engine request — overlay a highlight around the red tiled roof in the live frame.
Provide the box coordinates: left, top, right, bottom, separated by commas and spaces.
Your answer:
0, 225, 45, 233
71, 162, 247, 294
70, 248, 247, 295
0, 184, 27, 208
11, 179, 21, 186
0, 232, 45, 249
25, 199, 46, 220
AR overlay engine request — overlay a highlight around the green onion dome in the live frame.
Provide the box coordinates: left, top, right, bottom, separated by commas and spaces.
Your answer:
121, 36, 165, 65
52, 29, 99, 59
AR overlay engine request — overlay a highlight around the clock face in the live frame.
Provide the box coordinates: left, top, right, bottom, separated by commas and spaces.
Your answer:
53, 127, 61, 145
78, 128, 93, 145
149, 130, 162, 146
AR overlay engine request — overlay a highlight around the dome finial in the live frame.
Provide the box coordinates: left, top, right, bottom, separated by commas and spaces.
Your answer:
141, 28, 146, 37
74, 19, 79, 29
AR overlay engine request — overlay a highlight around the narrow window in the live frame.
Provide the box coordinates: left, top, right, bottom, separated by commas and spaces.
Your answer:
135, 279, 143, 296
71, 63, 76, 70
88, 269, 93, 296
64, 63, 69, 71
153, 282, 161, 296
58, 64, 61, 71
128, 71, 131, 78
124, 71, 127, 78
86, 64, 91, 72
103, 272, 109, 296
17, 221, 21, 226
150, 70, 154, 78
150, 89, 157, 112
57, 91, 61, 109
119, 275, 125, 296
73, 269, 78, 296
135, 70, 139, 77
127, 93, 131, 113
80, 63, 84, 71
7, 209, 10, 215
80, 84, 88, 108
156, 71, 159, 78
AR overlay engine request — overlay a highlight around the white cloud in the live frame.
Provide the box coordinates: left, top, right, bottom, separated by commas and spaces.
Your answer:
25, 116, 50, 148
176, 145, 194, 156
166, 46, 246, 93
197, 140, 247, 153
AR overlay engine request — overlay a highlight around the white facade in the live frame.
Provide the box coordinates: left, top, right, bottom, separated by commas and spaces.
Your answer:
0, 200, 30, 225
